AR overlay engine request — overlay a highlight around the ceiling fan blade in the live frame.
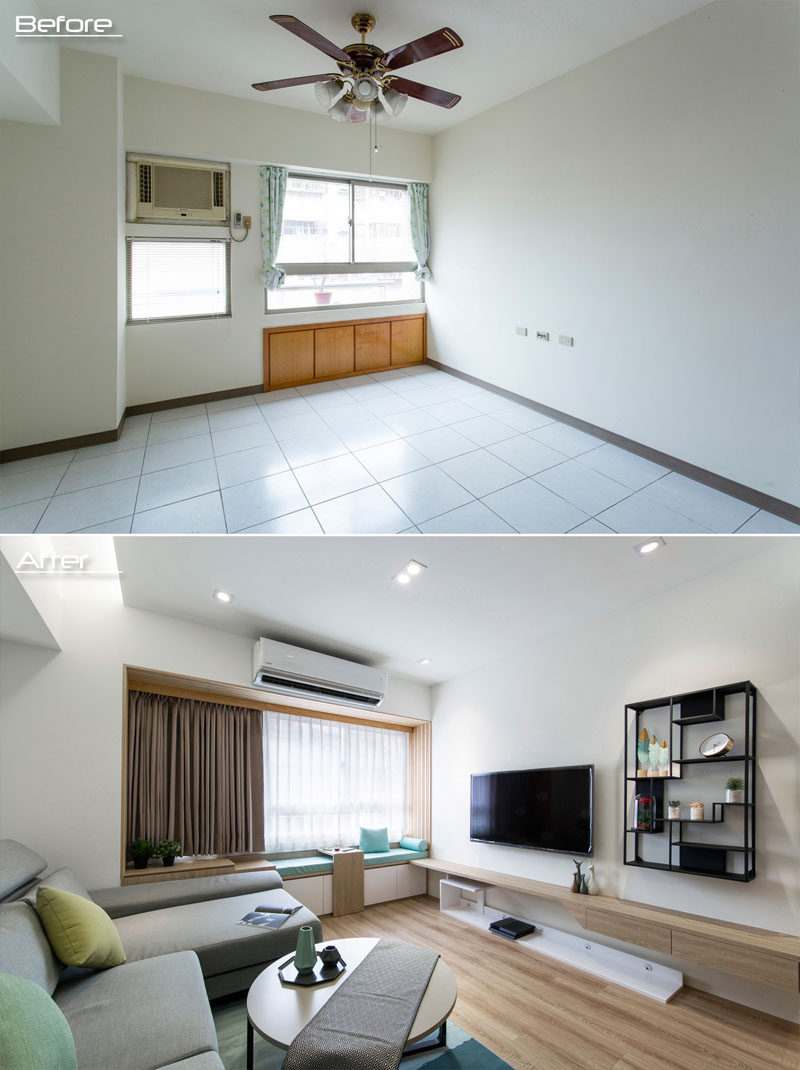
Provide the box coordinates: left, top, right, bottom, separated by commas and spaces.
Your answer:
269, 15, 352, 65
379, 27, 463, 71
386, 77, 461, 109
252, 73, 338, 92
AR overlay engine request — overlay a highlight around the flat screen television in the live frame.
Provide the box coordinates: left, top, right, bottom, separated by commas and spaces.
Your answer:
470, 764, 594, 856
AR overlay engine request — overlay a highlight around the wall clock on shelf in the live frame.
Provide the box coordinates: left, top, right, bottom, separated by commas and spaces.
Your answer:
698, 732, 734, 757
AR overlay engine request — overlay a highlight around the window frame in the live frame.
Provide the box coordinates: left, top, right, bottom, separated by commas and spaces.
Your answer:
266, 172, 422, 314
126, 236, 232, 326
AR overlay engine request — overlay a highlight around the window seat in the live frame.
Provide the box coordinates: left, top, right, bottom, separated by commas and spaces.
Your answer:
275, 847, 428, 879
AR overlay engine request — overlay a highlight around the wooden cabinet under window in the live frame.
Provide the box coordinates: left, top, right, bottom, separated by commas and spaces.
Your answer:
263, 313, 426, 390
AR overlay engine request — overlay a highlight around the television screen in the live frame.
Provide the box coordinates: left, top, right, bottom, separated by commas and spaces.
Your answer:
470, 764, 593, 855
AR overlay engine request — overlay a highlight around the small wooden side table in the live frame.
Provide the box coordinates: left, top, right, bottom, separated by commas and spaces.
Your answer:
332, 849, 364, 916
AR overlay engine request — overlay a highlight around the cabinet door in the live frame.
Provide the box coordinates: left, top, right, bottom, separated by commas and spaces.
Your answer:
364, 867, 397, 906
391, 319, 424, 366
283, 876, 324, 916
315, 326, 354, 379
269, 330, 314, 388
354, 321, 391, 372
396, 864, 427, 899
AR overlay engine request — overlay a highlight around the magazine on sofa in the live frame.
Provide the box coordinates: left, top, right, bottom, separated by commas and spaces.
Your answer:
239, 903, 302, 929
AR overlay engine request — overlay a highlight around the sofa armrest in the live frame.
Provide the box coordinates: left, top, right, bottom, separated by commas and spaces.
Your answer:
91, 870, 284, 918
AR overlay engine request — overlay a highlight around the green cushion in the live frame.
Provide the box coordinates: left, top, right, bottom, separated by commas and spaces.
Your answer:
359, 826, 390, 853
364, 847, 428, 865
36, 887, 126, 970
274, 856, 333, 877
0, 972, 77, 1070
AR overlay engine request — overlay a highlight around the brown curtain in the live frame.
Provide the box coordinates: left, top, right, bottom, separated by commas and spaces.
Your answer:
127, 691, 265, 855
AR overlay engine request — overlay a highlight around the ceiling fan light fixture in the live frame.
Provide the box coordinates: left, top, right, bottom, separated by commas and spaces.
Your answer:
382, 87, 408, 117
328, 96, 352, 121
314, 78, 342, 108
346, 102, 368, 123
353, 75, 379, 102
372, 97, 389, 123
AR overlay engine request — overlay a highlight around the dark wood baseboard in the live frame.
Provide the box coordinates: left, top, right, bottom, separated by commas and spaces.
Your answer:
427, 360, 800, 525
0, 384, 262, 466
125, 383, 263, 417
0, 412, 127, 465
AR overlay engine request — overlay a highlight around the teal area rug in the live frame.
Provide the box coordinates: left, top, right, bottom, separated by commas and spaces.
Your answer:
212, 998, 511, 1069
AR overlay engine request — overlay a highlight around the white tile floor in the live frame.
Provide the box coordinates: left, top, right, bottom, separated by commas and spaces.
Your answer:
1, 366, 798, 535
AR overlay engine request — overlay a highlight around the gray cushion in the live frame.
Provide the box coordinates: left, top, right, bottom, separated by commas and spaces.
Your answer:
115, 887, 323, 979
0, 841, 47, 901
91, 870, 283, 918
54, 951, 218, 1070
0, 902, 62, 995
24, 867, 93, 908
159, 1054, 225, 1070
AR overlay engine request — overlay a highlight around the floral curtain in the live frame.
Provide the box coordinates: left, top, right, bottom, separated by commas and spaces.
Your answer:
408, 182, 432, 281
260, 165, 288, 290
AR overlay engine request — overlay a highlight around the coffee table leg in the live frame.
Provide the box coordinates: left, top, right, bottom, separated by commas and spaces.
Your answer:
247, 1019, 254, 1070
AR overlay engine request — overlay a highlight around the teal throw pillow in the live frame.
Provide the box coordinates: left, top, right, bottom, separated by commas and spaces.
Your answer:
359, 826, 390, 853
0, 972, 77, 1070
399, 836, 428, 851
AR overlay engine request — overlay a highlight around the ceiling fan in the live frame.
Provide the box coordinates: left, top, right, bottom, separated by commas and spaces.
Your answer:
252, 12, 463, 124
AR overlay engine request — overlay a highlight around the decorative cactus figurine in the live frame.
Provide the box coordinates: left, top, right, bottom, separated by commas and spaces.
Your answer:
658, 740, 669, 776
649, 733, 660, 774
637, 728, 650, 776
585, 862, 599, 895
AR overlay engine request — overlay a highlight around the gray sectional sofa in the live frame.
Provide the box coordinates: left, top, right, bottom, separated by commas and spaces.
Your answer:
0, 840, 324, 1069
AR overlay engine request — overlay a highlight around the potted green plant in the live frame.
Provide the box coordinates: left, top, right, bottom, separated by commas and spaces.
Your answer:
725, 777, 744, 804
314, 275, 332, 305
129, 839, 153, 870
154, 839, 182, 867
667, 799, 681, 820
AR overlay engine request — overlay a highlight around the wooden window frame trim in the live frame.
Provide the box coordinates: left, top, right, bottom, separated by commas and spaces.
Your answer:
121, 664, 431, 882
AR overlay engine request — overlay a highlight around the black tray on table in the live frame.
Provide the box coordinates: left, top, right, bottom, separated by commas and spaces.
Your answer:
277, 955, 347, 987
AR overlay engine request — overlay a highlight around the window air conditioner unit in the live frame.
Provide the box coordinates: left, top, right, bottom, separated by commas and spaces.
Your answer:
127, 154, 229, 223
252, 638, 387, 710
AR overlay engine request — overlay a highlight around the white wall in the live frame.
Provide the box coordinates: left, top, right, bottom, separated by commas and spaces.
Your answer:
0, 0, 59, 124
123, 77, 433, 406
430, 541, 800, 1018
0, 548, 431, 889
426, 1, 800, 508
0, 48, 124, 451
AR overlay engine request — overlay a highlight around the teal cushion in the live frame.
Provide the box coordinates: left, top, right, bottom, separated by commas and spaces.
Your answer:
0, 972, 77, 1069
359, 827, 390, 853
399, 836, 428, 851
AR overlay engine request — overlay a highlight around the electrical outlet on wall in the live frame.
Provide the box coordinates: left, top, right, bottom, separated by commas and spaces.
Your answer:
559, 334, 574, 347
243, 216, 252, 230
516, 326, 528, 337
233, 211, 243, 229
536, 331, 550, 342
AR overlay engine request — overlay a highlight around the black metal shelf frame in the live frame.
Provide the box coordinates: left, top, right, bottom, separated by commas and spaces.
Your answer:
623, 682, 756, 881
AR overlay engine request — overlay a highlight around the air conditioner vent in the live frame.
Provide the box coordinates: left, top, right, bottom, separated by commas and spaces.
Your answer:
255, 672, 383, 708
213, 171, 225, 208
138, 163, 152, 205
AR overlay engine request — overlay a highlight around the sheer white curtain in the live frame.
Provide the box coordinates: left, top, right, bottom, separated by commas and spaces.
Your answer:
263, 711, 408, 853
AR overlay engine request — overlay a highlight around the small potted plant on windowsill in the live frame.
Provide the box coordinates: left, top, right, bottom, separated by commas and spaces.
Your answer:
725, 777, 744, 804
314, 275, 332, 305
129, 839, 153, 870
154, 839, 182, 867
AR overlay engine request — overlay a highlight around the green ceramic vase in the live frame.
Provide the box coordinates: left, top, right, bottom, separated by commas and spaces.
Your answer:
294, 926, 317, 974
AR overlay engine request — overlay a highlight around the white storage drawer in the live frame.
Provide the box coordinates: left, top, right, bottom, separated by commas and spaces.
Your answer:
364, 866, 397, 905
397, 864, 427, 898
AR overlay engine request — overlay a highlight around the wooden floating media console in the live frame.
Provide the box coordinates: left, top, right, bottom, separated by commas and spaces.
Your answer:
262, 312, 426, 390
413, 858, 800, 995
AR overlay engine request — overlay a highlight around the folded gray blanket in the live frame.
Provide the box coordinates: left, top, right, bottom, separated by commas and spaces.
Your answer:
282, 938, 440, 1070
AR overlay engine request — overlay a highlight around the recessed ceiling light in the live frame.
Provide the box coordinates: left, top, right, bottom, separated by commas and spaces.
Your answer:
392, 560, 427, 585
418, 657, 432, 665
213, 589, 234, 603
633, 537, 666, 556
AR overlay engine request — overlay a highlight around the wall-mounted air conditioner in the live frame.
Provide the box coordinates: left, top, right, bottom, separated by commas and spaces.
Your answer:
252, 638, 387, 710
126, 154, 229, 223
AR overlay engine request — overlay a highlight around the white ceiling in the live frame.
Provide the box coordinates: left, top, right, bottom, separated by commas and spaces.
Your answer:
113, 535, 772, 684
33, 0, 711, 134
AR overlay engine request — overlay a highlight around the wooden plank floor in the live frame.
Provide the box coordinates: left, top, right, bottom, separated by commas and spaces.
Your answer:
321, 896, 799, 1070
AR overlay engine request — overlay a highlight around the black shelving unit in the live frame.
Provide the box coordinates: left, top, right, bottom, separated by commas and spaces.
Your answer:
624, 681, 756, 881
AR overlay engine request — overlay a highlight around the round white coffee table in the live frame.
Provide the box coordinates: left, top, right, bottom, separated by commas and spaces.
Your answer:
246, 937, 457, 1069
